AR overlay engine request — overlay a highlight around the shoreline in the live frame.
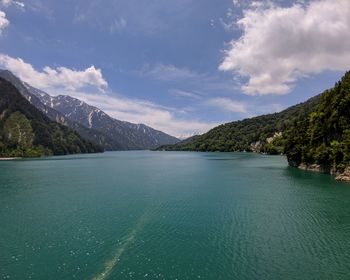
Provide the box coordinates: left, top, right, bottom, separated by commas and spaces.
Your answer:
295, 163, 350, 182
0, 157, 21, 161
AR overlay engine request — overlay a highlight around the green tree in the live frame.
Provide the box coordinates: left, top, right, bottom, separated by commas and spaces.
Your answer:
4, 111, 34, 149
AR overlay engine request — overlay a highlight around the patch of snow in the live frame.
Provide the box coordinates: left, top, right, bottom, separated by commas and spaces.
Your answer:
88, 111, 93, 128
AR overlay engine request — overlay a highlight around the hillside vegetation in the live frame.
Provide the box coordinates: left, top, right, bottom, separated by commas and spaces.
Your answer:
0, 78, 103, 157
157, 95, 319, 153
285, 71, 350, 174
158, 71, 350, 178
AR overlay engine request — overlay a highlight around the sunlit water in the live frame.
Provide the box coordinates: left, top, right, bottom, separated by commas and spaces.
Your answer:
1, 151, 350, 279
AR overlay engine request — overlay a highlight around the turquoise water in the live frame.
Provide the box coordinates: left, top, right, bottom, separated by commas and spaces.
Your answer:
1, 151, 350, 280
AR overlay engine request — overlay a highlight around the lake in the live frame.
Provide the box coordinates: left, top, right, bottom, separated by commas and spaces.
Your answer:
1, 151, 350, 279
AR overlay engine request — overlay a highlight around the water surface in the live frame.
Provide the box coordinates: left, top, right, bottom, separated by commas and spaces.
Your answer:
1, 151, 350, 279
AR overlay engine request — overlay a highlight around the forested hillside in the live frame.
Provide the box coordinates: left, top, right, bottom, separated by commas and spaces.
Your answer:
157, 71, 350, 179
0, 78, 103, 157
285, 71, 350, 174
157, 95, 320, 153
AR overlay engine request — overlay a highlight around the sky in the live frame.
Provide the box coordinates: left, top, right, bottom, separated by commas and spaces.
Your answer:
0, 0, 349, 138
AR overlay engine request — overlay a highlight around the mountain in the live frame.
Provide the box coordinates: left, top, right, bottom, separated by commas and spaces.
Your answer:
31, 93, 179, 150
284, 71, 350, 180
0, 70, 179, 150
157, 95, 320, 153
0, 77, 103, 157
0, 70, 117, 150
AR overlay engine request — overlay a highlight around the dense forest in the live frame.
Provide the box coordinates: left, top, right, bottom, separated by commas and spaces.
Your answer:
157, 95, 320, 153
285, 71, 350, 174
0, 78, 103, 157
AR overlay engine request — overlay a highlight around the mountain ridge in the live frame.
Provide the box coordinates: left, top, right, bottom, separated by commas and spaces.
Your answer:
156, 94, 320, 153
0, 70, 117, 150
0, 70, 179, 150
0, 77, 102, 157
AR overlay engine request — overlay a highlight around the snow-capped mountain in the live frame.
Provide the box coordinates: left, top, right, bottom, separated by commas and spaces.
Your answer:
30, 92, 179, 150
0, 70, 179, 150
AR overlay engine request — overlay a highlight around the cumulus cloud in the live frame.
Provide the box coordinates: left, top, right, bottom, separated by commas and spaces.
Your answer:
0, 54, 216, 137
206, 97, 247, 113
219, 0, 350, 95
0, 10, 9, 33
0, 54, 108, 91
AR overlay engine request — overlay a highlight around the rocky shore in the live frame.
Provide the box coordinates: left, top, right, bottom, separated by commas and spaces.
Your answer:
294, 162, 350, 182
335, 167, 350, 182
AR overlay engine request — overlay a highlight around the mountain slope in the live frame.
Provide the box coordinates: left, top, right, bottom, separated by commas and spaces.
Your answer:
157, 95, 320, 153
0, 70, 179, 150
0, 78, 103, 157
284, 71, 350, 179
0, 70, 121, 150
28, 89, 179, 150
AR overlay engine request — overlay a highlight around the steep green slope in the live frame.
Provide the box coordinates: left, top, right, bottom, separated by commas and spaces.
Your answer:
0, 78, 103, 157
285, 71, 350, 174
158, 95, 320, 153
0, 70, 120, 151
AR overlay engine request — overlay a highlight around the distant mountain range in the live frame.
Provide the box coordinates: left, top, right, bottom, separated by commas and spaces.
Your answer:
0, 70, 179, 150
0, 77, 102, 157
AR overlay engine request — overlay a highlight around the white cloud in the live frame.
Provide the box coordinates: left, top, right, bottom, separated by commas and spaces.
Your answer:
0, 10, 9, 34
142, 64, 202, 81
0, 54, 108, 91
0, 0, 24, 8
73, 0, 195, 36
110, 17, 127, 33
0, 54, 217, 137
219, 18, 235, 32
170, 89, 202, 100
219, 7, 238, 32
219, 0, 350, 95
141, 63, 239, 93
206, 97, 247, 113
15, 1, 24, 8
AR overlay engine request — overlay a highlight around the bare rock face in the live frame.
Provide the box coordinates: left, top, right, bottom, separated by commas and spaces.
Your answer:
298, 163, 331, 173
250, 141, 262, 152
294, 162, 350, 182
336, 166, 350, 182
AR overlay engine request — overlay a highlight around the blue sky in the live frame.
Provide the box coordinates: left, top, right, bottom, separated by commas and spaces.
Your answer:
0, 0, 348, 137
